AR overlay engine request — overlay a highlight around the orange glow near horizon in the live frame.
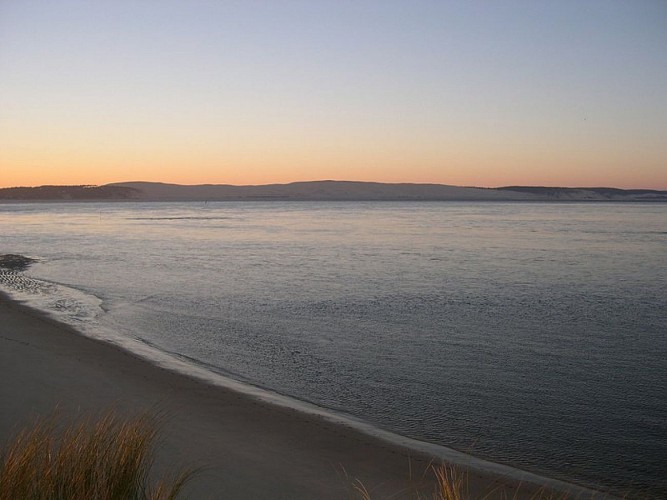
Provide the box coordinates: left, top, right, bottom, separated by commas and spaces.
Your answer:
2, 134, 665, 190
2, 106, 666, 190
3, 161, 665, 191
2, 2, 665, 191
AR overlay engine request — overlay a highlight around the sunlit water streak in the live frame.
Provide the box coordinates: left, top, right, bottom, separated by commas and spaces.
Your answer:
1, 201, 665, 496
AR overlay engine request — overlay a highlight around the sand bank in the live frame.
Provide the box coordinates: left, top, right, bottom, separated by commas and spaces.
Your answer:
0, 294, 599, 499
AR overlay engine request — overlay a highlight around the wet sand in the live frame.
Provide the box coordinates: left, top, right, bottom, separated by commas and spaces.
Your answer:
0, 293, 597, 499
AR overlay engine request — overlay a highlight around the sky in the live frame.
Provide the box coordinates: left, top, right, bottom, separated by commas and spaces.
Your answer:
1, 1, 665, 189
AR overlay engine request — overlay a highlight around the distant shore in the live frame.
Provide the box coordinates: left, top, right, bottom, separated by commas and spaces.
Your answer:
0, 292, 602, 499
1, 180, 666, 203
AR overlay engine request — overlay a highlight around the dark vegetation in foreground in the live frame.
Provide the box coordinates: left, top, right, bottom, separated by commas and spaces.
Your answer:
0, 411, 192, 500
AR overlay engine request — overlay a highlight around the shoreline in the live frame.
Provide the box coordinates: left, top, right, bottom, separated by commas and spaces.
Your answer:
0, 292, 604, 499
2, 198, 667, 205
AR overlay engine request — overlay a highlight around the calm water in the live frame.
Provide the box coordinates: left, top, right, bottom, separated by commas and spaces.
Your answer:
1, 202, 665, 496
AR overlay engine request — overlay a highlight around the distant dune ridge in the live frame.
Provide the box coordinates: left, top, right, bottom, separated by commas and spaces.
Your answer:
0, 185, 139, 200
1, 181, 666, 202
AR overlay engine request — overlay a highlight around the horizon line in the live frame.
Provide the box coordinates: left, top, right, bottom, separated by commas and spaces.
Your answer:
1, 179, 666, 192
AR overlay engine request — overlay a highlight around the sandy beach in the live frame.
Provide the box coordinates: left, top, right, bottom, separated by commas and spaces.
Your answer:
0, 293, 597, 499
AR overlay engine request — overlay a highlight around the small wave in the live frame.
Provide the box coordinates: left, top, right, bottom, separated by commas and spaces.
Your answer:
135, 336, 252, 383
127, 216, 235, 221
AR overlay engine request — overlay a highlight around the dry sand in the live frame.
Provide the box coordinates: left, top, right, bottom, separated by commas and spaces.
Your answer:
0, 294, 598, 499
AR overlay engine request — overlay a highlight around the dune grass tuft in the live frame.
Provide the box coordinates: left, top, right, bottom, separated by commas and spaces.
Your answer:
0, 410, 192, 500
432, 464, 467, 500
352, 463, 599, 500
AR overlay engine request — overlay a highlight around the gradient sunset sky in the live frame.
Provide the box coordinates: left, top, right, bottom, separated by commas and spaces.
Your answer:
1, 1, 665, 189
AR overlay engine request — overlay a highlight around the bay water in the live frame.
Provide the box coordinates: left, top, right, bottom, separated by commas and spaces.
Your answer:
1, 201, 665, 496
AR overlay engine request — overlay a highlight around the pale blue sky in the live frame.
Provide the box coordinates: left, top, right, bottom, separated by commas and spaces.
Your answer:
1, 1, 665, 188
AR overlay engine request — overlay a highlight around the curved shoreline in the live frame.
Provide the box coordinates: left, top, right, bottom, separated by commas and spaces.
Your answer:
0, 288, 606, 499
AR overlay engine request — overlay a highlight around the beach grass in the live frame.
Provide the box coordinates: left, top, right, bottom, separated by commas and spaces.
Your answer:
432, 464, 467, 500
352, 463, 587, 500
0, 410, 192, 500
0, 408, 610, 500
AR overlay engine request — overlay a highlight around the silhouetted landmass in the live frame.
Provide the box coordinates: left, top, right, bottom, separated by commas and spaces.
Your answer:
1, 181, 665, 202
106, 180, 534, 201
499, 186, 667, 201
0, 185, 140, 200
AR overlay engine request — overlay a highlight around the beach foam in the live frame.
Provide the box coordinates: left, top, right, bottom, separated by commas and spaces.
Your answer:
0, 268, 103, 324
